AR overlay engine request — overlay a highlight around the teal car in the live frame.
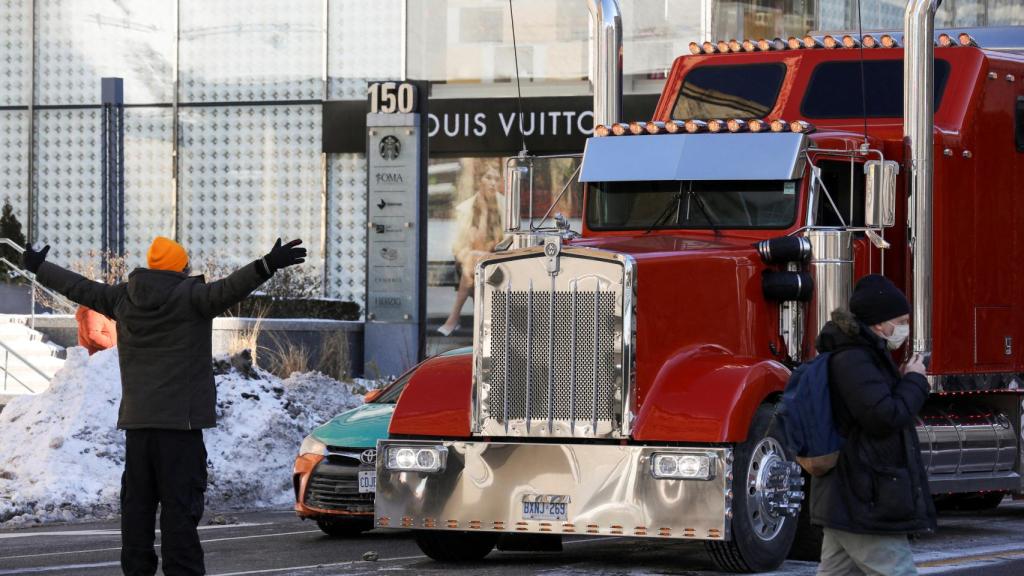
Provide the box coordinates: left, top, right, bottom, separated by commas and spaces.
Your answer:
293, 371, 410, 537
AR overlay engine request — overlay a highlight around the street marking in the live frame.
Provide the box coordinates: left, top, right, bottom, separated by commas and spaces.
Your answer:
0, 561, 120, 574
918, 548, 1024, 573
209, 554, 427, 576
0, 522, 269, 540
915, 542, 1024, 564
0, 529, 322, 560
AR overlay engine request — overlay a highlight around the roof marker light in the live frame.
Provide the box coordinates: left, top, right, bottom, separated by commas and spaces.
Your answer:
594, 124, 611, 137
823, 35, 840, 49
958, 33, 978, 47
742, 39, 757, 52
645, 121, 664, 135
726, 118, 748, 133
880, 34, 898, 48
664, 120, 686, 133
803, 35, 822, 49
707, 119, 726, 133
748, 119, 767, 133
862, 34, 878, 48
683, 119, 707, 133
702, 41, 717, 54
769, 119, 789, 132
610, 123, 630, 136
756, 38, 771, 51
717, 40, 730, 53
688, 41, 703, 55
787, 36, 802, 50
937, 33, 956, 47
772, 38, 788, 51
728, 39, 742, 53
789, 120, 815, 134
628, 121, 646, 135
841, 35, 860, 49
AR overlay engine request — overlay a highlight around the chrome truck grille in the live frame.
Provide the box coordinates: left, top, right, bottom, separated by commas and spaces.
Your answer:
473, 245, 635, 438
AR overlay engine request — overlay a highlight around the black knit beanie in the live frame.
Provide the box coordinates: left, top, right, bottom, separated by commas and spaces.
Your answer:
849, 274, 910, 325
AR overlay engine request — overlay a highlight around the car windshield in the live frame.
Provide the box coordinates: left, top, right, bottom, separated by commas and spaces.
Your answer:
586, 179, 799, 231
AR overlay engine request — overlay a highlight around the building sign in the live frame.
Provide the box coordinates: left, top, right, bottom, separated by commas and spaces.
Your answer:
365, 113, 423, 323
324, 94, 660, 155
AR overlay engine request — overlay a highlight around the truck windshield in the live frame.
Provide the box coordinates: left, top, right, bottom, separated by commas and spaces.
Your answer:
586, 180, 799, 231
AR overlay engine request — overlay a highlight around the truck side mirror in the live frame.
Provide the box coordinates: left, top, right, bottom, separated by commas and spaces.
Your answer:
504, 156, 532, 233
864, 160, 899, 228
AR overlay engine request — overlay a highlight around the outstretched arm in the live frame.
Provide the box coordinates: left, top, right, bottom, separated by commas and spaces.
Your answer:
191, 238, 306, 318
27, 246, 124, 319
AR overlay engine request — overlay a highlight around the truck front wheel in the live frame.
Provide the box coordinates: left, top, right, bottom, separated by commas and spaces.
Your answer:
415, 530, 499, 562
706, 404, 802, 572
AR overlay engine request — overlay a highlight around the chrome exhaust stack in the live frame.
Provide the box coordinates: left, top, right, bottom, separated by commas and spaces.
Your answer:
905, 0, 939, 357
587, 0, 622, 127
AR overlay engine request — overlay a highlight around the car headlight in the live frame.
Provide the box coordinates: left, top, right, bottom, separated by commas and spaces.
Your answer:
651, 453, 716, 480
384, 445, 447, 473
299, 435, 327, 457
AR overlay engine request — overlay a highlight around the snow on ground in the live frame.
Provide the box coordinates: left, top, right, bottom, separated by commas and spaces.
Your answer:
0, 347, 367, 526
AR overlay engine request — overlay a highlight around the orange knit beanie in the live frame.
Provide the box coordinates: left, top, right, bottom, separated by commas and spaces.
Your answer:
147, 237, 188, 272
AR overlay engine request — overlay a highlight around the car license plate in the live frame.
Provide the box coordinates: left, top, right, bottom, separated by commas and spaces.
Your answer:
358, 470, 376, 494
521, 495, 569, 521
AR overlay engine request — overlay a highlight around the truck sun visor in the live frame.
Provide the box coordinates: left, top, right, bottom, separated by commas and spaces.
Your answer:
579, 133, 807, 183
762, 270, 813, 302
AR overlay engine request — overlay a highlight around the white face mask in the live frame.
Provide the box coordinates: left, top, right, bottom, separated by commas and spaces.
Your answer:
884, 322, 910, 350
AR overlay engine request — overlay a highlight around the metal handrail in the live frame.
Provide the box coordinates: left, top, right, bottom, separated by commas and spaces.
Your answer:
0, 238, 76, 328
0, 336, 53, 393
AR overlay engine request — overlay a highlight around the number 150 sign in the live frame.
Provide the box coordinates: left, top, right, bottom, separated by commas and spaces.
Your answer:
368, 82, 418, 114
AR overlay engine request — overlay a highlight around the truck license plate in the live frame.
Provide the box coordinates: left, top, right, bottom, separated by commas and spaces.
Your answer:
358, 470, 376, 493
521, 495, 569, 521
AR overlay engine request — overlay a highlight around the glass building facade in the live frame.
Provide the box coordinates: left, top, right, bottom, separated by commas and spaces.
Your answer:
1, 0, 1022, 329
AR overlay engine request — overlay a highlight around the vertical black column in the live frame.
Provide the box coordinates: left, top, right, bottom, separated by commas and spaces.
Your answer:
101, 77, 125, 272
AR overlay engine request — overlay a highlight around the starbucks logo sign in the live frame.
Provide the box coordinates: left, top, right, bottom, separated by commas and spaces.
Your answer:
379, 135, 401, 161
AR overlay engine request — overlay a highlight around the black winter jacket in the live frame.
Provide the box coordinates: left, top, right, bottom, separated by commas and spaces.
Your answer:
36, 261, 270, 430
809, 308, 937, 535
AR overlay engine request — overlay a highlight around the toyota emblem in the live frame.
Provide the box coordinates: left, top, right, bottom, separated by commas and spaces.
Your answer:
360, 449, 377, 465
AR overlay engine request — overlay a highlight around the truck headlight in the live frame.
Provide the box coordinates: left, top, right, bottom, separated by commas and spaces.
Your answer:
385, 445, 447, 473
651, 453, 716, 480
299, 435, 327, 457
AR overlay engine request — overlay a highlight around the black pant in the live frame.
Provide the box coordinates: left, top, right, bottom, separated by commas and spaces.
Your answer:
121, 429, 207, 576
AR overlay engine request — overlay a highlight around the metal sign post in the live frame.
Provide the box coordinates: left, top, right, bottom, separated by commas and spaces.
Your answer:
364, 81, 427, 378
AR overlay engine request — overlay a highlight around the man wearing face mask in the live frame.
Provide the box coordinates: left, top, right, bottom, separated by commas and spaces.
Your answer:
811, 274, 936, 575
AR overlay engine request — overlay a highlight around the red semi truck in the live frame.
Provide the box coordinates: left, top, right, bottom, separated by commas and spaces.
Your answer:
375, 1, 1024, 571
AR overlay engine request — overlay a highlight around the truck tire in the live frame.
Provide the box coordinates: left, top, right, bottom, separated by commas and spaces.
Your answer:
415, 530, 498, 562
316, 517, 372, 538
706, 404, 801, 573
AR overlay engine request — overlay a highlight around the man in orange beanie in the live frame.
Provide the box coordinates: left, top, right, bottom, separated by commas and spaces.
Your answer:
23, 236, 305, 576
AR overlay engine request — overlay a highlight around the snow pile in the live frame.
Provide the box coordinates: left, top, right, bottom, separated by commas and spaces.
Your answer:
0, 347, 366, 526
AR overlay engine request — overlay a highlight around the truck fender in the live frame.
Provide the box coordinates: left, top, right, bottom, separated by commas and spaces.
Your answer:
388, 351, 474, 438
631, 345, 790, 443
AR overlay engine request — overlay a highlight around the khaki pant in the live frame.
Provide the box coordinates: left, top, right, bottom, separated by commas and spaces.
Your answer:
817, 527, 917, 576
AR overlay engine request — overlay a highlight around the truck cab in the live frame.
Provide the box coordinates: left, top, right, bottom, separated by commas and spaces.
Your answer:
374, 8, 1024, 572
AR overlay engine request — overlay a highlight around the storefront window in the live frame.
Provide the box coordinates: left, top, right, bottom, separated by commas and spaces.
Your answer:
427, 155, 582, 341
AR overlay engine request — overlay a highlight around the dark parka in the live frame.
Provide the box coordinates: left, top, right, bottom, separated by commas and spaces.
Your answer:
810, 308, 937, 535
36, 261, 270, 430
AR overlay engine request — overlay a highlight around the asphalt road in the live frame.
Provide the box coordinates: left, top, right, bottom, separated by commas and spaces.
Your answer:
1, 502, 1023, 575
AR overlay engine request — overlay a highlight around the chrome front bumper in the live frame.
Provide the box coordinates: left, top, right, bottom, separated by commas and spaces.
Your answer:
374, 440, 733, 540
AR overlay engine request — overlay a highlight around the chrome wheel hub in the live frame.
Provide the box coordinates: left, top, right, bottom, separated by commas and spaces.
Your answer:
746, 437, 804, 541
